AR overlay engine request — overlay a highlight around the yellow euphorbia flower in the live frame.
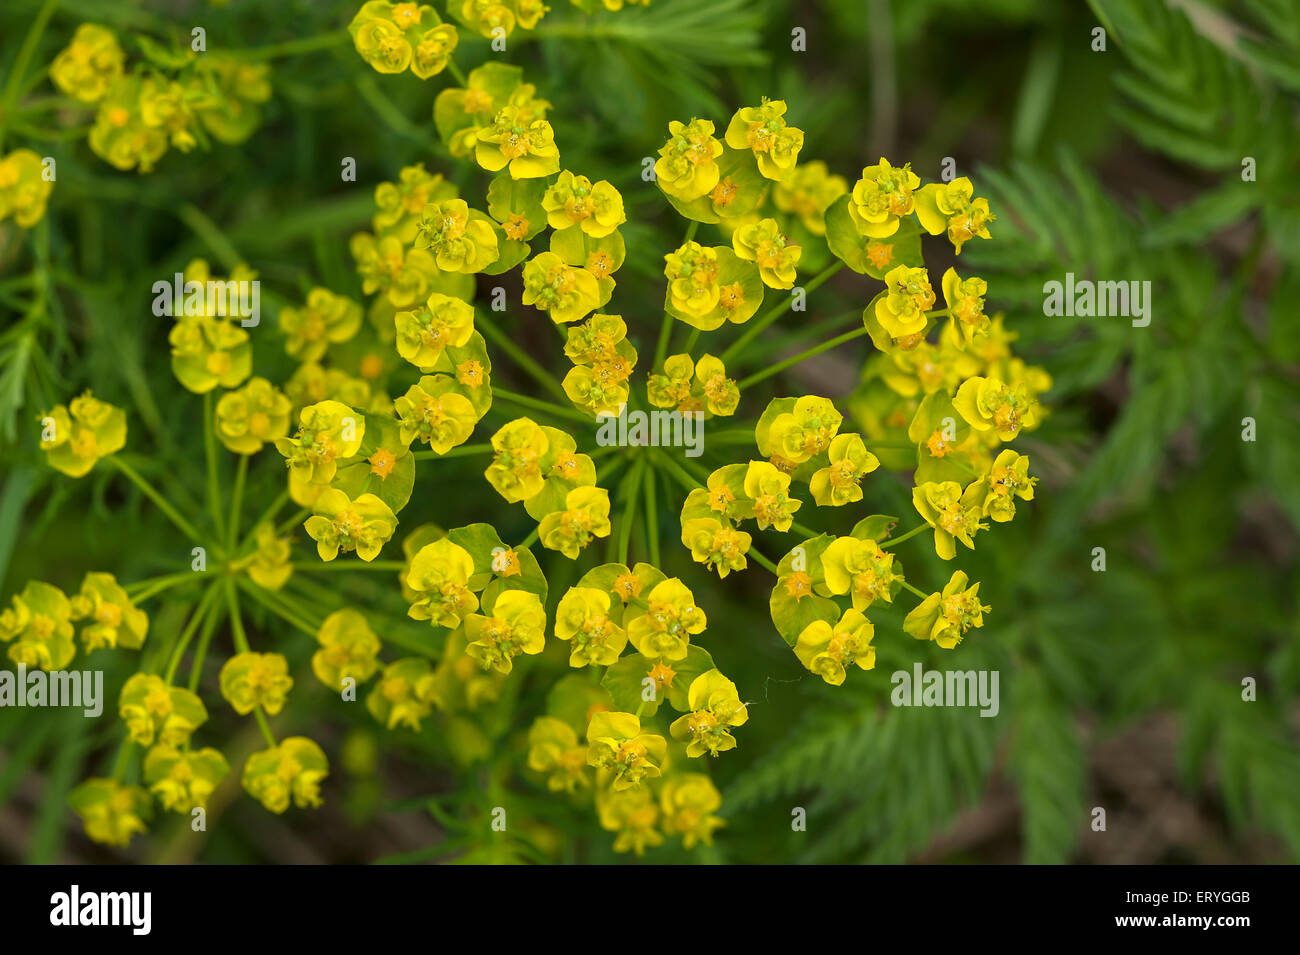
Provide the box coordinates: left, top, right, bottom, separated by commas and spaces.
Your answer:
279, 288, 362, 362
655, 118, 723, 201
367, 657, 438, 730
522, 251, 600, 324
394, 376, 478, 453
139, 77, 196, 151
875, 265, 936, 340
475, 105, 560, 178
914, 177, 994, 253
539, 486, 611, 559
220, 651, 294, 715
395, 292, 475, 369
682, 517, 751, 578
215, 377, 292, 454
555, 586, 628, 666
304, 488, 397, 561
51, 24, 124, 103
89, 76, 168, 172
1, 580, 76, 670
586, 711, 667, 791
597, 784, 664, 854
953, 375, 1041, 442
724, 99, 803, 180
543, 171, 626, 236
275, 400, 365, 485
39, 391, 126, 478
732, 217, 800, 289
765, 395, 843, 466
245, 522, 293, 590
313, 608, 382, 690
821, 535, 901, 610
350, 232, 437, 308
0, 149, 53, 227
118, 673, 207, 747
68, 779, 150, 847
669, 668, 748, 757
664, 241, 721, 321
809, 433, 880, 506
412, 22, 459, 78
144, 744, 230, 813
942, 267, 990, 346
373, 163, 457, 242
169, 315, 252, 393
794, 608, 876, 685
626, 578, 706, 661
527, 716, 590, 792
912, 480, 988, 560
242, 737, 329, 813
349, 2, 417, 73
405, 537, 479, 627
848, 157, 919, 238
660, 774, 725, 848
69, 572, 148, 652
904, 570, 990, 649
977, 449, 1036, 522
744, 461, 802, 531
486, 417, 549, 501
415, 198, 500, 272
465, 589, 548, 673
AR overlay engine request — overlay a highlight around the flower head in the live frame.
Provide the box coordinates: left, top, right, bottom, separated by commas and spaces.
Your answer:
669, 669, 748, 757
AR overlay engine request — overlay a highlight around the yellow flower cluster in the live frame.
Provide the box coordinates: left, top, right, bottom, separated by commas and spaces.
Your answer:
48, 23, 270, 173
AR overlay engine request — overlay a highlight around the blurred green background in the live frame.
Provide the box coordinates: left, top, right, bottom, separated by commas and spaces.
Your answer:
1, 0, 1298, 863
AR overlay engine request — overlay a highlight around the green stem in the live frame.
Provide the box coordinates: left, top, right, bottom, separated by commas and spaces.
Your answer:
477, 313, 571, 403
414, 442, 492, 460
738, 326, 870, 390
617, 458, 646, 565
682, 328, 701, 356
653, 312, 674, 371
163, 585, 221, 684
899, 579, 929, 600
110, 457, 206, 544
643, 464, 660, 568
748, 548, 779, 575
0, 0, 59, 150
650, 448, 699, 494
238, 579, 318, 637
252, 706, 278, 747
204, 392, 226, 541
879, 523, 928, 549
186, 588, 228, 693
226, 580, 251, 653
493, 387, 590, 425
519, 526, 541, 550
111, 738, 134, 782
129, 570, 213, 604
445, 56, 468, 87
721, 261, 845, 365
290, 560, 407, 571
234, 30, 351, 61
228, 454, 248, 550
275, 507, 311, 537
244, 487, 290, 547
